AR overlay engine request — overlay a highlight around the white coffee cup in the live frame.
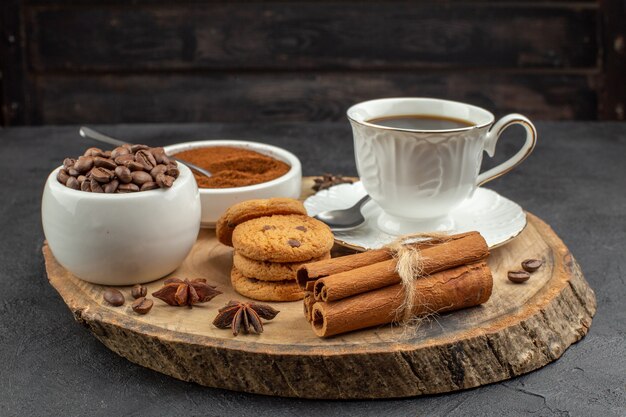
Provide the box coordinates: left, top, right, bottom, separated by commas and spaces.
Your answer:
347, 97, 537, 235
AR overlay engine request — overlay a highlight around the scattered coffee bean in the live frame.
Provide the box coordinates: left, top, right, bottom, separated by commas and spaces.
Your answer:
104, 179, 119, 193
57, 169, 70, 185
508, 270, 531, 283
66, 176, 80, 190
131, 170, 153, 186
131, 284, 147, 299
103, 288, 125, 306
56, 145, 179, 193
288, 239, 301, 248
132, 297, 153, 315
118, 183, 140, 193
521, 259, 543, 273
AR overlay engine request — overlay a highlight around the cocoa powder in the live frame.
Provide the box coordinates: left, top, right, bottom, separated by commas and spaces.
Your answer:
174, 146, 290, 189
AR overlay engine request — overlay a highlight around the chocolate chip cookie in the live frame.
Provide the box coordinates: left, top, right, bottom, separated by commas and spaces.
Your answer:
232, 215, 334, 262
233, 250, 331, 282
216, 198, 307, 246
230, 267, 304, 302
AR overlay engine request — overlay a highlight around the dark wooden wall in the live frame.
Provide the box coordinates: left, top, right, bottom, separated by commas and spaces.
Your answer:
1, 0, 625, 126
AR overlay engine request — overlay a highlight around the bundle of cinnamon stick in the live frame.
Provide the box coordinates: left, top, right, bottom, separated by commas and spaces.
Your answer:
297, 231, 493, 337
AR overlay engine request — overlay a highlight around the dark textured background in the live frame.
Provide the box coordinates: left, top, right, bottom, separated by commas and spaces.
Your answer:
0, 122, 624, 416
2, 0, 626, 125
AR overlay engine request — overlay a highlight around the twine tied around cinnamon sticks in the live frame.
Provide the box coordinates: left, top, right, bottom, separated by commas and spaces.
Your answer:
384, 232, 452, 324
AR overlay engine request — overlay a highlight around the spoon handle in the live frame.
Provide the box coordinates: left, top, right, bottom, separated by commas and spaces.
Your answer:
79, 126, 212, 178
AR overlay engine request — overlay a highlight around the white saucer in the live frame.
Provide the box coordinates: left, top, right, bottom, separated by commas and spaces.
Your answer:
304, 182, 526, 250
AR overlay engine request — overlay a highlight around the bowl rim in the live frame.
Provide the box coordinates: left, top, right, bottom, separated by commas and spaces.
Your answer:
163, 139, 302, 195
46, 161, 194, 199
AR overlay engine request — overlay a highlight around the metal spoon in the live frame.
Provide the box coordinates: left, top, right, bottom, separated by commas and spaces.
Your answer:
314, 195, 371, 231
79, 126, 212, 178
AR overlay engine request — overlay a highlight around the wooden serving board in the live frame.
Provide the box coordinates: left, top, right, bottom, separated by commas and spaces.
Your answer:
44, 178, 596, 399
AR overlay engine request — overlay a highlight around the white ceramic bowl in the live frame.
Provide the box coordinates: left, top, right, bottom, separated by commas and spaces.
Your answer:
42, 163, 201, 285
163, 140, 302, 227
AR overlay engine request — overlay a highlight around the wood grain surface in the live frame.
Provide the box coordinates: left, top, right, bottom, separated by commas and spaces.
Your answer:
4, 0, 624, 125
43, 180, 596, 399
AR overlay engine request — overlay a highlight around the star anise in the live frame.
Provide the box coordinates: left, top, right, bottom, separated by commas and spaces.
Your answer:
152, 278, 221, 308
213, 300, 280, 336
312, 173, 354, 192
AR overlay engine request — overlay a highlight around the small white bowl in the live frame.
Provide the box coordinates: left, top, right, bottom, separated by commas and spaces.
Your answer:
42, 163, 201, 285
163, 140, 302, 227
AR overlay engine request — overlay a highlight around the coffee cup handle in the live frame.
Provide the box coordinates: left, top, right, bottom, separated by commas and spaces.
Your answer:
476, 113, 537, 186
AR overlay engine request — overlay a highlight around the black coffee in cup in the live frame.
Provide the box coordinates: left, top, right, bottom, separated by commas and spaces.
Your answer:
368, 114, 474, 130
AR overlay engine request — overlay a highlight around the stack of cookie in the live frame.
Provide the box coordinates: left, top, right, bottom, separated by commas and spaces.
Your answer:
216, 198, 334, 302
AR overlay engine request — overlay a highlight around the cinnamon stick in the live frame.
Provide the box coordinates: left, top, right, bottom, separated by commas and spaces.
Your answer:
313, 232, 488, 301
311, 261, 492, 337
297, 232, 480, 289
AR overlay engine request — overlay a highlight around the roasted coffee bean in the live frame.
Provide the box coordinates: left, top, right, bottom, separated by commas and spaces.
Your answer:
521, 259, 543, 273
63, 158, 75, 169
125, 161, 145, 172
131, 284, 147, 299
74, 156, 94, 173
58, 144, 179, 192
114, 154, 134, 165
104, 179, 119, 193
140, 181, 159, 191
91, 167, 114, 183
57, 169, 70, 185
90, 178, 104, 193
117, 183, 139, 193
156, 173, 175, 188
110, 146, 129, 159
84, 147, 104, 158
130, 144, 149, 153
508, 270, 531, 283
135, 150, 156, 170
131, 170, 153, 185
93, 156, 117, 170
150, 164, 168, 178
151, 147, 170, 164
166, 166, 180, 178
103, 288, 125, 306
131, 297, 153, 314
114, 165, 132, 183
66, 176, 80, 190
